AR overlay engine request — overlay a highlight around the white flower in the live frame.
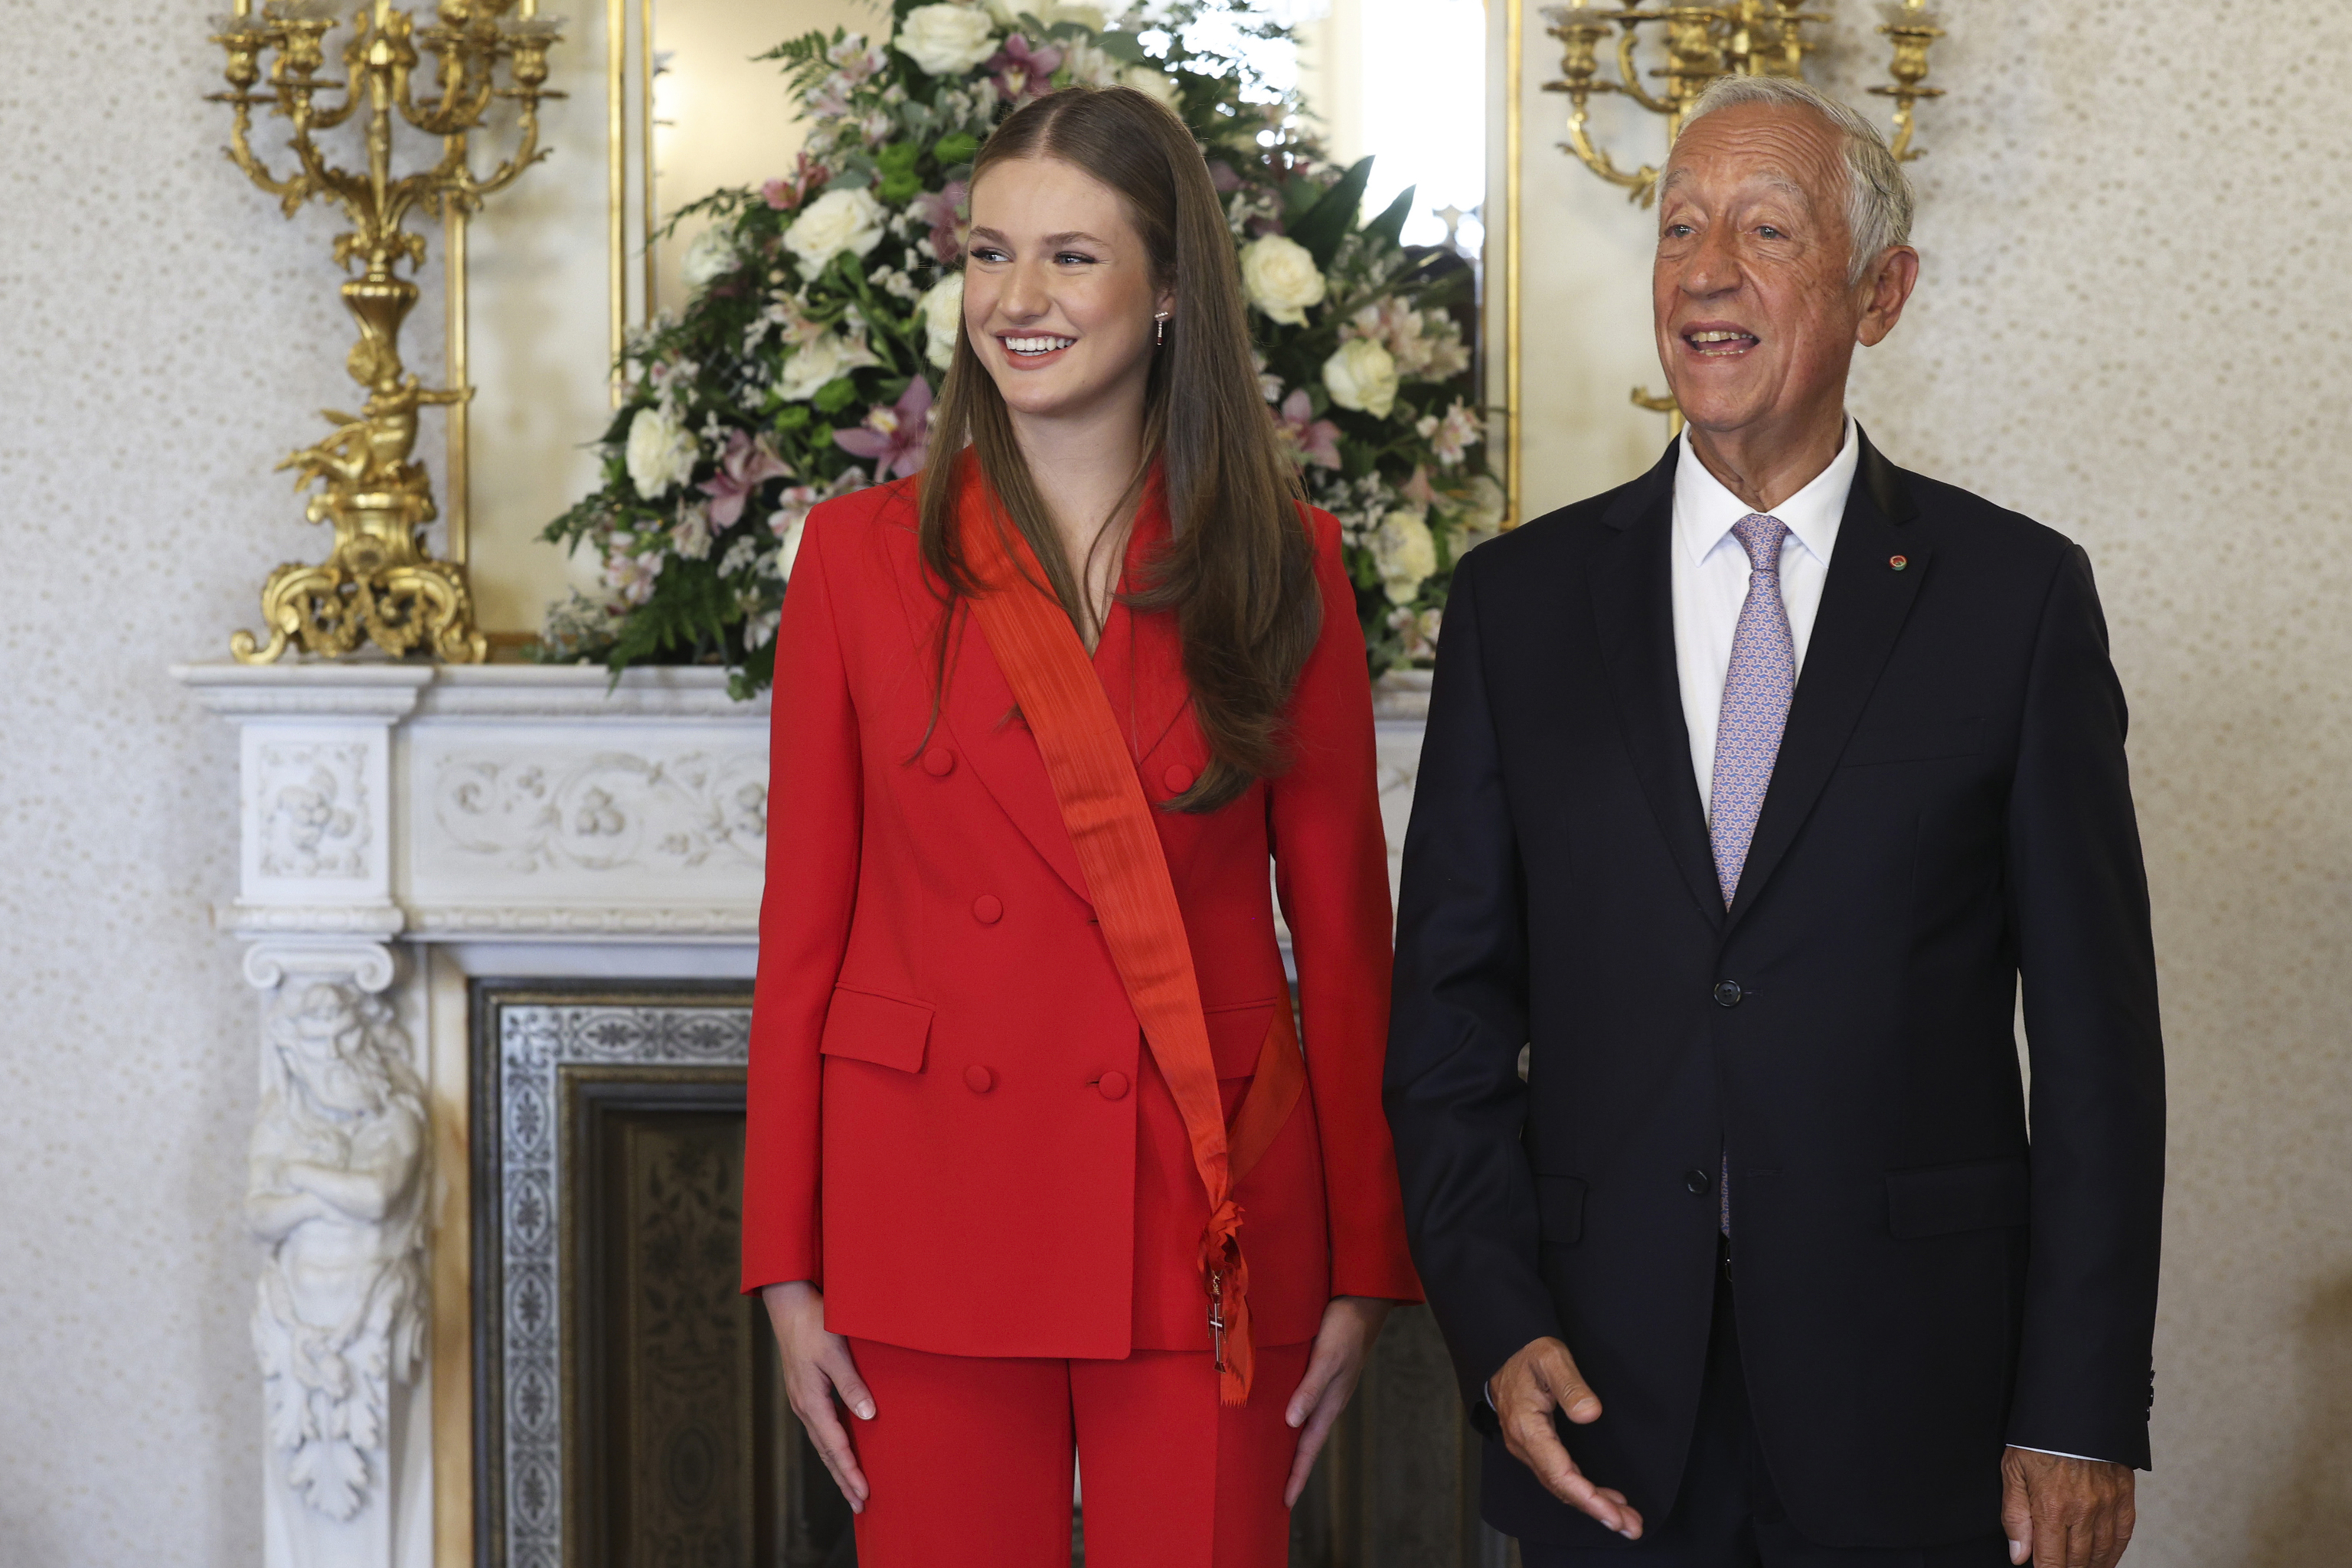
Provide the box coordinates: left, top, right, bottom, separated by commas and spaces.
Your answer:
782, 186, 887, 276
1061, 38, 1120, 87
680, 226, 738, 289
1047, 3, 1107, 31
717, 534, 762, 577
672, 501, 713, 560
624, 405, 698, 499
1239, 234, 1326, 327
920, 271, 965, 370
978, 0, 1020, 24
1419, 400, 1481, 466
1369, 506, 1438, 605
1322, 337, 1400, 420
1120, 64, 1181, 110
605, 545, 666, 606
892, 4, 1000, 77
1445, 472, 1506, 556
743, 606, 783, 650
776, 328, 883, 401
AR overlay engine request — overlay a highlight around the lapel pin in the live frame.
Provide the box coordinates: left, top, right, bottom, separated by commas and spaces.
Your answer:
1889, 554, 1909, 571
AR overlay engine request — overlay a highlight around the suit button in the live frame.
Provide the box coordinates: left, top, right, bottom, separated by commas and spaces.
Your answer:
923, 748, 956, 777
1684, 1168, 1712, 1194
1162, 765, 1194, 795
972, 895, 1003, 924
1096, 1070, 1131, 1101
965, 1064, 995, 1094
1712, 980, 1743, 1008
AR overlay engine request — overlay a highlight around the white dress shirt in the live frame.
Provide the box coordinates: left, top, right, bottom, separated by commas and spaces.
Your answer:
1671, 418, 1855, 821
1666, 419, 2109, 1468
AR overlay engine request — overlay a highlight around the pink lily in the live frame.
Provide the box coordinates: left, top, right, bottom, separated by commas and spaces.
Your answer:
988, 34, 1063, 103
761, 153, 829, 212
833, 377, 934, 481
911, 178, 970, 266
1400, 464, 1439, 507
1274, 388, 1343, 470
699, 430, 794, 527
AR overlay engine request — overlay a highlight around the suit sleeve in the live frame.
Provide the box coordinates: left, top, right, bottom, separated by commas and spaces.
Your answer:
1383, 547, 1560, 1429
2003, 542, 2167, 1468
1267, 508, 1423, 1303
740, 505, 864, 1294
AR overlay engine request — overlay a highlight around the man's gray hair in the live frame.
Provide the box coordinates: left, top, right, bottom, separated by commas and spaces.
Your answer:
1677, 75, 1915, 286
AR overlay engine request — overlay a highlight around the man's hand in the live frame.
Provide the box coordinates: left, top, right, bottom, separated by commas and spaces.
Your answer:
1490, 1337, 1643, 1540
2001, 1448, 2135, 1568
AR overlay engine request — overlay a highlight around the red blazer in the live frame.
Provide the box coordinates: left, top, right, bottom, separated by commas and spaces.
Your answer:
742, 472, 1420, 1358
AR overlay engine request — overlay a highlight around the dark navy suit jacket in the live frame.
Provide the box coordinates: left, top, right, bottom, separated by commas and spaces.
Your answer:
1384, 433, 2164, 1550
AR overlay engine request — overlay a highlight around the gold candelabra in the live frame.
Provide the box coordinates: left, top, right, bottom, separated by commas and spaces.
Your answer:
209, 0, 564, 665
1538, 0, 1945, 428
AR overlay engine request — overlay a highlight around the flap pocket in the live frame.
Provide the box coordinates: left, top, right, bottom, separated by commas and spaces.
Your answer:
1534, 1175, 1587, 1246
1204, 998, 1282, 1080
1886, 1156, 2029, 1238
818, 986, 933, 1073
1841, 718, 1983, 768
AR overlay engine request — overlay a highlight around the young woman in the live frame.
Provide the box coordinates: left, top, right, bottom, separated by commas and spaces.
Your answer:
742, 85, 1419, 1566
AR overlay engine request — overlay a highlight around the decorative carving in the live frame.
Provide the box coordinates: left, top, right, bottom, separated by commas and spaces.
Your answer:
406, 906, 757, 936
247, 982, 429, 1523
259, 743, 373, 879
430, 751, 767, 876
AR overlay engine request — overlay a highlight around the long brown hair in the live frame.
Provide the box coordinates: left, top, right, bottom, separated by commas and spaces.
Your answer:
916, 86, 1321, 814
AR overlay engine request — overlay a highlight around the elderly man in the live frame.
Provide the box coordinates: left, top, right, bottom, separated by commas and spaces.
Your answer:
1385, 75, 2164, 1568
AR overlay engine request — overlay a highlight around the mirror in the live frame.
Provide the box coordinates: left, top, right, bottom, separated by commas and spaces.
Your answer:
630, 1, 1494, 322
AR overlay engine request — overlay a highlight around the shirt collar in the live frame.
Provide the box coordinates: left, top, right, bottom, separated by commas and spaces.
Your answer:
1672, 416, 1859, 569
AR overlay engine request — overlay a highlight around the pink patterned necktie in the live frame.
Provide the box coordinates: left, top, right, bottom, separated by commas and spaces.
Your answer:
1710, 513, 1792, 1236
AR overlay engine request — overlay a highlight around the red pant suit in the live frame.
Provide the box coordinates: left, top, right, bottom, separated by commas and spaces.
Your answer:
740, 475, 1419, 1421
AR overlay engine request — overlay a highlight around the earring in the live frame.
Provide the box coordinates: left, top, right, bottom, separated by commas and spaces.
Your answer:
1154, 312, 1169, 347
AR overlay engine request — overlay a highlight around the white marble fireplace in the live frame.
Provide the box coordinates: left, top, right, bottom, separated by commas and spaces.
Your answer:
174, 661, 1428, 1568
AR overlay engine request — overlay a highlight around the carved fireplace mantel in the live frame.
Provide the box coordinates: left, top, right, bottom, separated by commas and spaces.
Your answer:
175, 660, 1434, 1568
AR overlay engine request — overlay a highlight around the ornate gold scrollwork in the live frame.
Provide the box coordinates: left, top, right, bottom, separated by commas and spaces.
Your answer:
207, 0, 564, 664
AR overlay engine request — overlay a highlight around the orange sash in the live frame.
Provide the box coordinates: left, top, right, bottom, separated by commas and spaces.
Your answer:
958, 466, 1305, 1405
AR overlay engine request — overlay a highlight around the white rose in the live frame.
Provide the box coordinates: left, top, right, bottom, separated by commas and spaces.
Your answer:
978, 0, 1020, 24
624, 404, 698, 498
776, 328, 881, 401
1454, 472, 1506, 546
679, 225, 737, 289
1047, 3, 1107, 29
892, 4, 1000, 77
1322, 336, 1400, 420
920, 271, 965, 370
1120, 64, 1181, 109
1370, 507, 1438, 606
782, 186, 887, 276
1239, 234, 1326, 326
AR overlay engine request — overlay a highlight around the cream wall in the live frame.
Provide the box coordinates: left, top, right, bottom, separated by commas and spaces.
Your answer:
0, 2, 2346, 1565
1508, 2, 2352, 1562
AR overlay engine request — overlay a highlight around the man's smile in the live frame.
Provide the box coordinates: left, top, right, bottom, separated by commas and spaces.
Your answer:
1681, 322, 1761, 358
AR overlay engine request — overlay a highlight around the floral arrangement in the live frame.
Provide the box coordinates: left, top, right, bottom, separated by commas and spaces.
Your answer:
541, 0, 1504, 694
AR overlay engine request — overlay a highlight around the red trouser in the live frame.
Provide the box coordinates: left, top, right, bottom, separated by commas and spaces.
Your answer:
845, 1337, 1313, 1567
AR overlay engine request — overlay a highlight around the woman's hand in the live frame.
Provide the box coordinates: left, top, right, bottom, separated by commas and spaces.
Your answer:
1282, 1295, 1394, 1507
760, 1281, 875, 1513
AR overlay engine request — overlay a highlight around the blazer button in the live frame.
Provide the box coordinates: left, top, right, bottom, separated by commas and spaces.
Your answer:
965, 1064, 995, 1094
1684, 1168, 1713, 1194
1096, 1070, 1131, 1101
1162, 765, 1194, 795
972, 895, 1003, 924
923, 747, 956, 777
1712, 980, 1743, 1008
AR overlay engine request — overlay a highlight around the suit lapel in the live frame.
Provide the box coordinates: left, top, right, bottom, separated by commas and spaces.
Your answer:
889, 545, 1094, 906
1591, 445, 1725, 930
1726, 431, 1926, 930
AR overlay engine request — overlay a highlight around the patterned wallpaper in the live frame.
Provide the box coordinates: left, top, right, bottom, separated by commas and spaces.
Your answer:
0, 2, 2345, 1563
